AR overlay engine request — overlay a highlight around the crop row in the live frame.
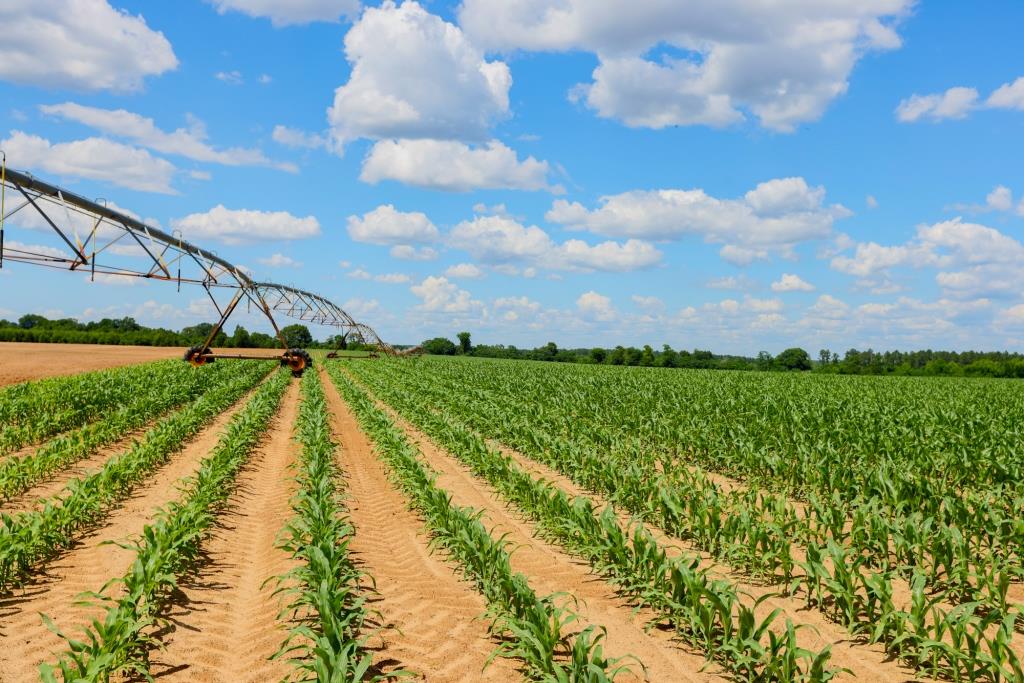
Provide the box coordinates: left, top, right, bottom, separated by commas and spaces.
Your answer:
345, 364, 837, 681
352, 359, 1024, 681
41, 368, 291, 682
0, 361, 239, 500
325, 365, 630, 681
0, 361, 272, 590
270, 369, 376, 681
0, 360, 198, 453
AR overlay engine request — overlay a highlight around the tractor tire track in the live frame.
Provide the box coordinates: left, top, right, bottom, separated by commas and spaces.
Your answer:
321, 367, 521, 682
0, 380, 266, 682
149, 379, 301, 683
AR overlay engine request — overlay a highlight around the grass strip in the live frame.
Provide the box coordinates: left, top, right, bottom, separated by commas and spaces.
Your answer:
40, 368, 292, 682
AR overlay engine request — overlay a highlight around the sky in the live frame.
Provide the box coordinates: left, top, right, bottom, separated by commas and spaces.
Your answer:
1, 0, 1023, 354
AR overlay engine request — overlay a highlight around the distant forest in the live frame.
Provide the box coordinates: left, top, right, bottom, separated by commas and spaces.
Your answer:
3, 314, 1023, 377
422, 332, 1024, 378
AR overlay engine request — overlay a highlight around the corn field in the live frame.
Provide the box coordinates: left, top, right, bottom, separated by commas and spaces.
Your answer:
0, 350, 1020, 682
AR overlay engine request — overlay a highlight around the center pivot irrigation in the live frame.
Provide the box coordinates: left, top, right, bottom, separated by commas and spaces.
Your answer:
0, 163, 401, 376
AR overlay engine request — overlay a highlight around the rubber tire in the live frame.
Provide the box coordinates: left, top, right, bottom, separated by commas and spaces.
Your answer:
183, 345, 214, 366
282, 348, 313, 377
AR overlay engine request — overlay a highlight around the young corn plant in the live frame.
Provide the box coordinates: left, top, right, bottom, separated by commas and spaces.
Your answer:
40, 369, 292, 683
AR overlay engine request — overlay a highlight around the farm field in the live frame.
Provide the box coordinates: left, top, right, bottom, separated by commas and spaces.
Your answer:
0, 350, 1021, 682
0, 342, 286, 386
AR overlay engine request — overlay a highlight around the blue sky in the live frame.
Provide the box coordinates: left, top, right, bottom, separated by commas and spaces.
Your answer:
1, 0, 1023, 353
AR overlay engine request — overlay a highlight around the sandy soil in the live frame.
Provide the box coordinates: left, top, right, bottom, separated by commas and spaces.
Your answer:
0, 383, 261, 680
358, 391, 722, 683
150, 380, 301, 683
0, 342, 284, 386
320, 367, 522, 682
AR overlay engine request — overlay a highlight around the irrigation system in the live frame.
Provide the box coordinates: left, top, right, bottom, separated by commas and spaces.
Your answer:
0, 162, 401, 375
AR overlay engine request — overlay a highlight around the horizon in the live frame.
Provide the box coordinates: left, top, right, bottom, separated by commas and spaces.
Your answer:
2, 1, 1023, 355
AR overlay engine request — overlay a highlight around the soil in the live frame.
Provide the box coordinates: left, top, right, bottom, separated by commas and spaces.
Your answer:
320, 367, 522, 682
0, 381, 262, 681
149, 379, 302, 682
0, 342, 283, 386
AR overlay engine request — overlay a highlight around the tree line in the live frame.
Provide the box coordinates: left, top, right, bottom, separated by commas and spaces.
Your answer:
422, 333, 1024, 377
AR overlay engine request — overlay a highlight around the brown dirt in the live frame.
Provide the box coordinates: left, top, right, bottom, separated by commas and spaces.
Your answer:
0, 342, 284, 386
0, 380, 263, 681
320, 367, 522, 682
362, 396, 722, 683
149, 379, 301, 683
488, 444, 918, 683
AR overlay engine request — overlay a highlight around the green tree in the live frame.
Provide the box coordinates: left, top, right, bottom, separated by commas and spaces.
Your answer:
422, 336, 457, 355
457, 331, 472, 354
589, 347, 607, 364
608, 346, 626, 365
756, 351, 774, 371
281, 324, 313, 348
640, 344, 655, 366
776, 347, 812, 371
230, 325, 252, 348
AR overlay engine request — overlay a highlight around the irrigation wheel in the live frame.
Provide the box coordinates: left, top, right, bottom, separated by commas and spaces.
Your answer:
183, 345, 214, 367
282, 348, 313, 377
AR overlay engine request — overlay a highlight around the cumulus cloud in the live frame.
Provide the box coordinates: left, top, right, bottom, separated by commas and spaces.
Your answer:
390, 245, 439, 261
895, 86, 979, 122
172, 205, 321, 245
771, 273, 815, 292
547, 177, 846, 262
258, 253, 302, 268
987, 77, 1024, 110
2, 131, 176, 194
272, 125, 326, 150
460, 0, 910, 132
410, 276, 483, 314
328, 1, 510, 147
831, 217, 1024, 298
576, 291, 615, 321
205, 0, 359, 26
346, 204, 439, 245
631, 295, 664, 311
0, 0, 177, 92
41, 103, 294, 171
897, 76, 1024, 122
445, 263, 483, 279
360, 139, 559, 192
448, 215, 661, 272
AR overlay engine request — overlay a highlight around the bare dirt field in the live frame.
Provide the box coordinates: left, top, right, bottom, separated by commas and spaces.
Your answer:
0, 342, 282, 386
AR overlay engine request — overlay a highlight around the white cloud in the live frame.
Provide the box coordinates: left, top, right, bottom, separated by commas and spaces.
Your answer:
2, 131, 176, 194
986, 185, 1013, 212
272, 125, 326, 149
360, 139, 559, 192
215, 70, 244, 85
4, 240, 70, 260
448, 215, 661, 272
328, 1, 510, 147
346, 204, 439, 245
866, 195, 879, 209
390, 245, 438, 261
342, 297, 381, 318
347, 268, 371, 280
460, 0, 910, 132
206, 0, 359, 26
771, 273, 815, 292
42, 103, 294, 171
172, 205, 320, 245
896, 86, 979, 122
547, 177, 847, 261
258, 253, 302, 268
259, 73, 273, 84
706, 275, 753, 290
808, 294, 850, 319
410, 276, 483, 314
576, 291, 615, 321
631, 295, 664, 311
987, 77, 1024, 110
375, 272, 411, 284
0, 0, 177, 92
445, 263, 483, 279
